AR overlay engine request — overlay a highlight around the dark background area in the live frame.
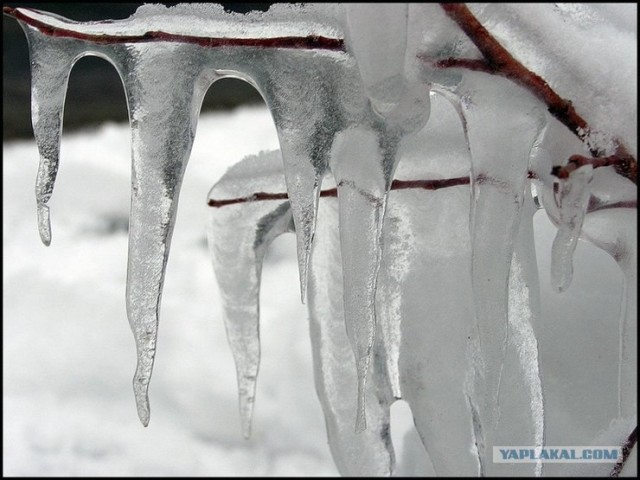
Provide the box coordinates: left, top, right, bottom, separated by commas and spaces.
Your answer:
3, 3, 272, 141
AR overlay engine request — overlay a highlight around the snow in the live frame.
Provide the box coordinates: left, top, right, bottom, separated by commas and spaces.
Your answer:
3, 108, 337, 476
3, 106, 635, 476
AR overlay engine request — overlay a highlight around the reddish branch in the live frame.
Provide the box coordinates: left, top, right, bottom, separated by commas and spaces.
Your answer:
208, 170, 637, 211
610, 425, 638, 477
437, 3, 637, 186
1, 7, 345, 51
210, 175, 544, 208
208, 176, 472, 208
552, 151, 637, 181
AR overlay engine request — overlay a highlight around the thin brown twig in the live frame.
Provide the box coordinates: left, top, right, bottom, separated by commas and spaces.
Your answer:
208, 169, 634, 211
552, 152, 638, 181
208, 176, 472, 208
437, 3, 637, 186
610, 425, 638, 477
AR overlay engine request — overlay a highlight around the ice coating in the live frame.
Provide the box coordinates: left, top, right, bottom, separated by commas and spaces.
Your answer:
465, 3, 637, 156
550, 164, 594, 292
329, 101, 428, 431
10, 4, 345, 44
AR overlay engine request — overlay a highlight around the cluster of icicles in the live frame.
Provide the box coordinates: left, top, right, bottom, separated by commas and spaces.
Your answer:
6, 3, 636, 476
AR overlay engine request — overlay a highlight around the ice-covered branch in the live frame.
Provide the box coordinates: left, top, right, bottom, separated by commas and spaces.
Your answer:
2, 6, 345, 51
207, 173, 547, 208
208, 176, 469, 208
436, 3, 637, 186
553, 150, 637, 185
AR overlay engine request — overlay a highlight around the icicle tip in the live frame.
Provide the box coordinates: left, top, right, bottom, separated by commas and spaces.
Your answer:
133, 369, 151, 427
241, 420, 252, 440
37, 203, 52, 246
354, 365, 368, 433
135, 395, 150, 427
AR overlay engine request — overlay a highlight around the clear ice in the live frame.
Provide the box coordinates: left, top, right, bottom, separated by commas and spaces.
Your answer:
550, 165, 594, 292
6, 2, 636, 477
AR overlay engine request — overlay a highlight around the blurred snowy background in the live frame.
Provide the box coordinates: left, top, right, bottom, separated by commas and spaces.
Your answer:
3, 104, 635, 476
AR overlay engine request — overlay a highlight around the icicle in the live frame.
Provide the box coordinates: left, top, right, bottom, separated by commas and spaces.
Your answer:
208, 152, 395, 472
504, 192, 545, 477
392, 90, 479, 476
20, 25, 80, 246
307, 194, 396, 475
324, 76, 429, 434
329, 126, 397, 432
375, 207, 408, 401
122, 45, 207, 426
550, 164, 594, 292
344, 3, 408, 117
273, 137, 324, 305
457, 72, 546, 468
207, 151, 294, 439
396, 185, 480, 475
261, 67, 351, 305
580, 206, 637, 421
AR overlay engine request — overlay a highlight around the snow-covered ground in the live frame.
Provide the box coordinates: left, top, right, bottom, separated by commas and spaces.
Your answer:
3, 106, 635, 476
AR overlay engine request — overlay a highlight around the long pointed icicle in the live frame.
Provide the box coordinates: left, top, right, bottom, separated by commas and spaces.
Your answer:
508, 193, 545, 477
580, 207, 637, 421
123, 46, 205, 426
330, 127, 396, 432
276, 140, 323, 305
263, 73, 341, 306
308, 196, 395, 475
459, 73, 545, 471
550, 164, 594, 292
207, 151, 294, 439
20, 26, 79, 246
340, 7, 409, 421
